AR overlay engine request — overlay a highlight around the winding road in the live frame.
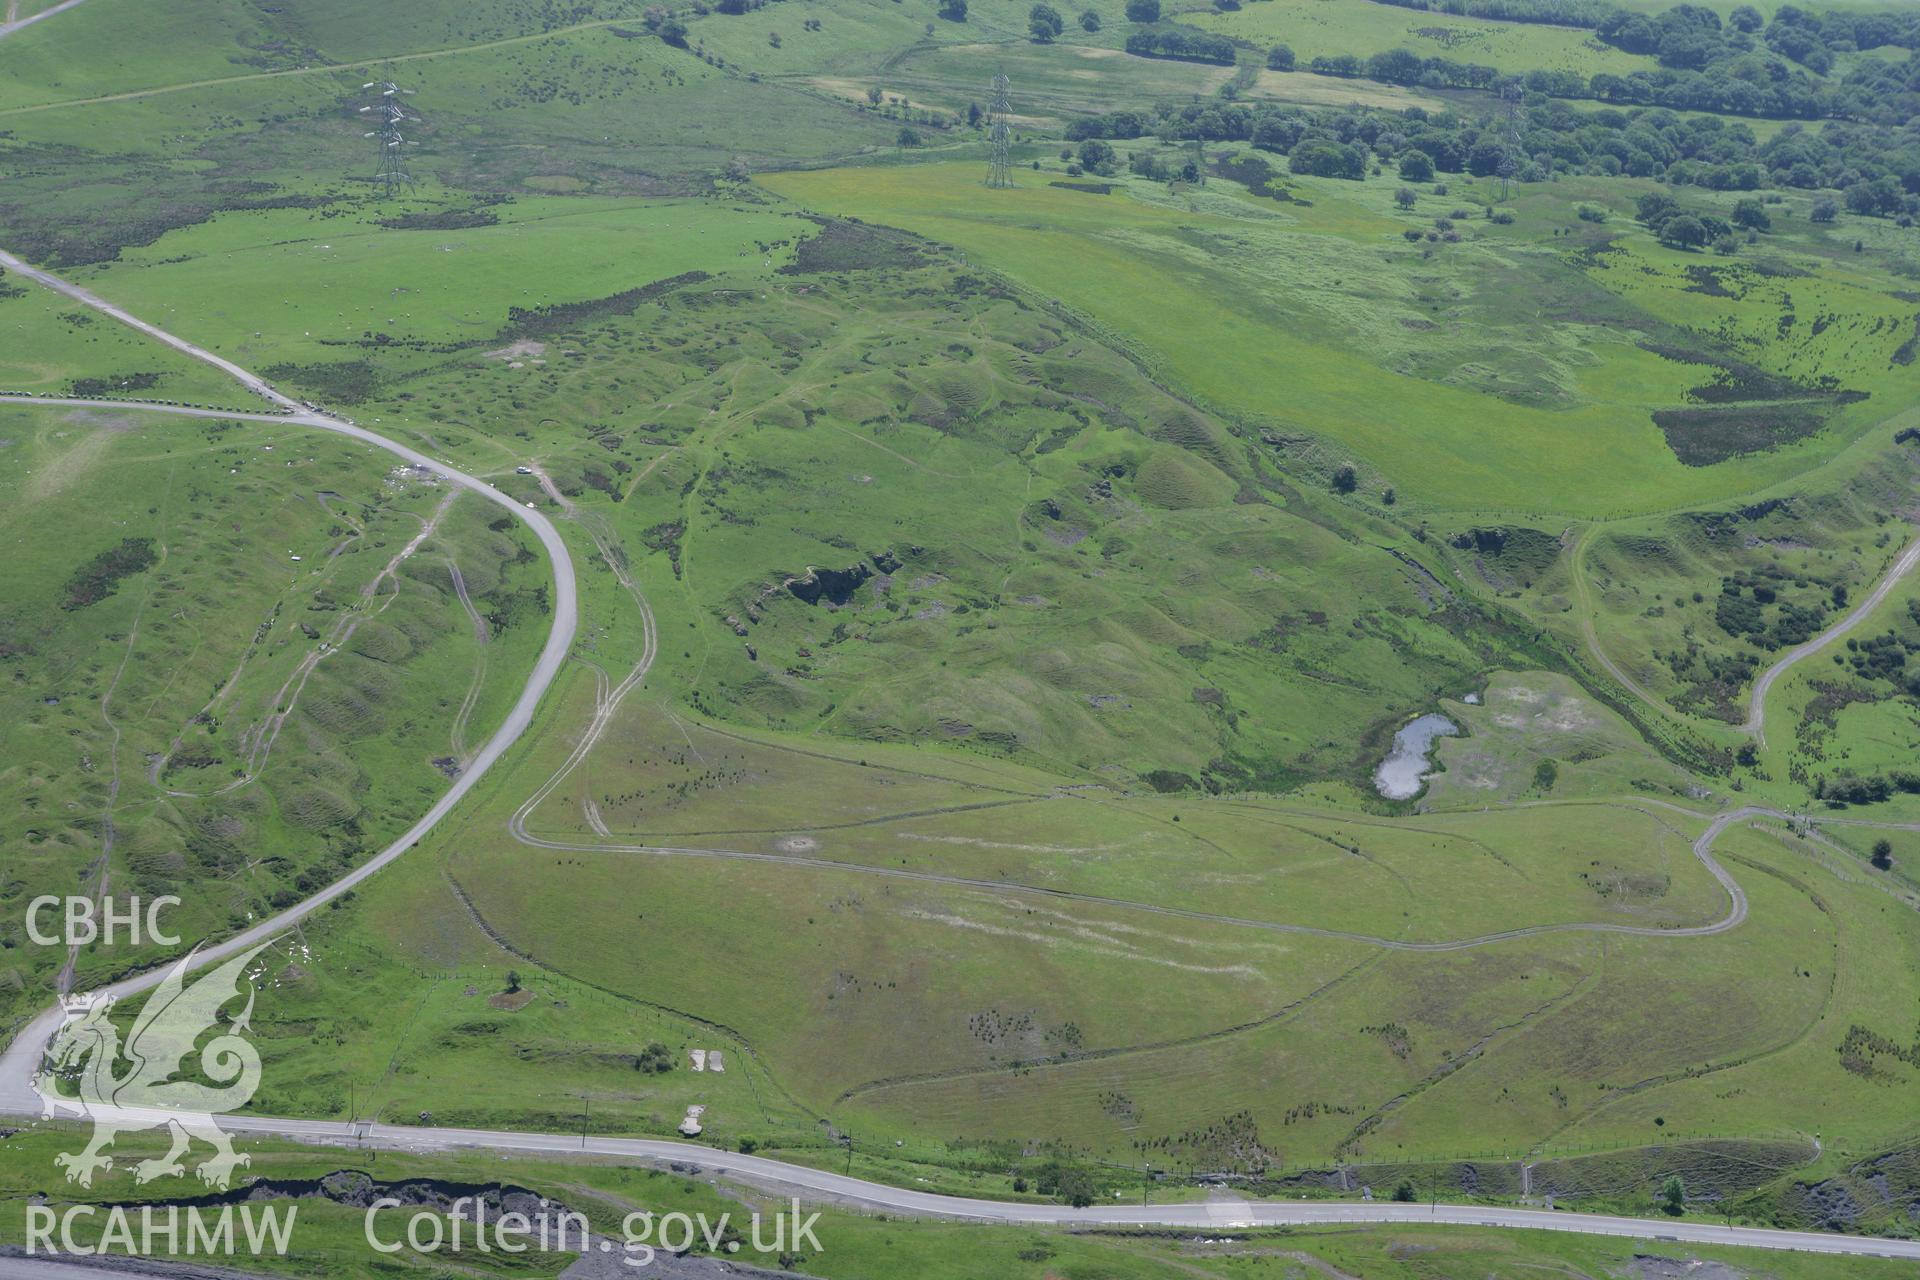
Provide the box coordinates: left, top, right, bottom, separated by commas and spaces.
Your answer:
1575, 516, 1920, 744
2, 253, 1917, 1266
1743, 530, 1920, 743
0, 250, 579, 1135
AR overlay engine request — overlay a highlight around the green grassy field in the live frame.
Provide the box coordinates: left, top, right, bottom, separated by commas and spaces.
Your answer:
1193, 0, 1657, 76
790, 37, 1450, 128
0, 270, 256, 405
758, 161, 1920, 517
63, 203, 1544, 791
5, 0, 1920, 1259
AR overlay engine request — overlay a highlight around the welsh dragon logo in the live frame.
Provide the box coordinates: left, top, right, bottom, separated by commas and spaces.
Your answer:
39, 943, 270, 1190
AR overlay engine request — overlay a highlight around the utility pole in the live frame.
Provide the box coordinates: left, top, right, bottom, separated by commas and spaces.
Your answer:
985, 71, 1013, 189
1496, 81, 1524, 200
359, 80, 416, 198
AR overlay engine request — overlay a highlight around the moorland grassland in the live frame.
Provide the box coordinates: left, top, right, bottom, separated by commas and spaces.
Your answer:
2, 0, 1919, 1265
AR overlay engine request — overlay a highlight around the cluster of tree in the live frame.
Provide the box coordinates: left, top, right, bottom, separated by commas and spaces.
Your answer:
1219, 3, 1920, 122
1639, 206, 1736, 248
1126, 148, 1204, 183
639, 5, 688, 45
1585, 3, 1920, 117
1815, 769, 1920, 807
1066, 96, 1920, 218
634, 1041, 676, 1073
1122, 22, 1236, 64
1374, 0, 1920, 71
1371, 0, 1623, 28
1304, 49, 1506, 88
1271, 36, 1920, 121
1029, 2, 1064, 40
1027, 1161, 1098, 1207
1598, 4, 1920, 77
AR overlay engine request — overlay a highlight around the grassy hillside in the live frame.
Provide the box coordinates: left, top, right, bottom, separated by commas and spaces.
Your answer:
0, 406, 549, 1030
759, 161, 1919, 517
4, 0, 1920, 1253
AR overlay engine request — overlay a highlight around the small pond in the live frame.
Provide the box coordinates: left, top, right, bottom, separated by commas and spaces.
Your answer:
1374, 713, 1460, 800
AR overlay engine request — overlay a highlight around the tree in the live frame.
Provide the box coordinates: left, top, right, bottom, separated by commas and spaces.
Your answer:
1729, 4, 1762, 32
966, 101, 983, 127
1871, 839, 1894, 870
1397, 149, 1433, 182
658, 16, 689, 46
1635, 192, 1681, 228
1660, 1175, 1685, 1216
1810, 196, 1838, 223
1731, 197, 1770, 232
1395, 186, 1418, 210
1391, 1180, 1418, 1202
505, 969, 523, 993
1290, 139, 1366, 180
1332, 464, 1358, 494
1467, 138, 1511, 178
1077, 139, 1116, 174
1658, 214, 1707, 249
897, 127, 923, 148
1124, 0, 1159, 20
938, 0, 968, 18
1366, 48, 1425, 86
1846, 176, 1903, 218
1029, 2, 1064, 40
1055, 1167, 1096, 1207
1079, 8, 1100, 30
1266, 43, 1295, 71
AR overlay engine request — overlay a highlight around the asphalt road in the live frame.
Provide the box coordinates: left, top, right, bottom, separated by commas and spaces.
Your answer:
1, 254, 1916, 1267
26, 1112, 1910, 1262
0, 0, 87, 42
